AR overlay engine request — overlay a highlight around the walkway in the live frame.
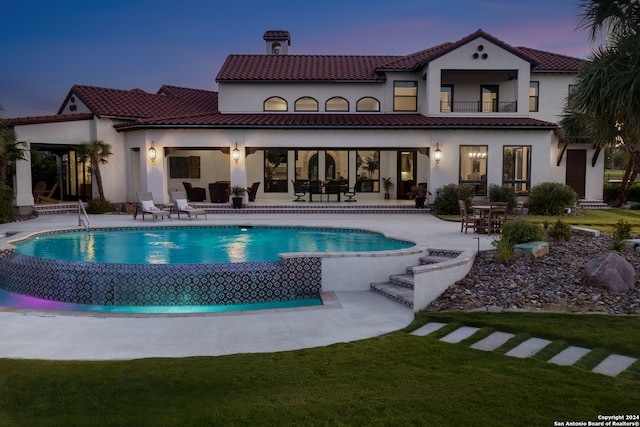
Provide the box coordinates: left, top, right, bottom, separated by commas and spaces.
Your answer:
412, 322, 638, 377
0, 212, 494, 360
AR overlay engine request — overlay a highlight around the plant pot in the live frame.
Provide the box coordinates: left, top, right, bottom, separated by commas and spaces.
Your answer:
415, 197, 426, 209
384, 192, 390, 200
232, 197, 243, 209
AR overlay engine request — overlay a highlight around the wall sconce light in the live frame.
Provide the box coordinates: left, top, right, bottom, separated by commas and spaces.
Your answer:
434, 143, 442, 164
148, 142, 157, 163
232, 142, 240, 164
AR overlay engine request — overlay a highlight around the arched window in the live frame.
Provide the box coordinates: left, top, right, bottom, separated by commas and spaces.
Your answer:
264, 96, 287, 111
325, 96, 349, 112
356, 97, 380, 112
294, 97, 318, 112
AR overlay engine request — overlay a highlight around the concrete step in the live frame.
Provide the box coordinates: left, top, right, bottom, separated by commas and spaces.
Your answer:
419, 255, 456, 265
388, 273, 414, 288
578, 199, 609, 209
370, 282, 413, 307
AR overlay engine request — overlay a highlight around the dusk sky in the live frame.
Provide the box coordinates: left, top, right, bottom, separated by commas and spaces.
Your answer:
1, 0, 595, 119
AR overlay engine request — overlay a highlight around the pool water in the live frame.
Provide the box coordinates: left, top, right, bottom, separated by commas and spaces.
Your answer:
14, 226, 414, 264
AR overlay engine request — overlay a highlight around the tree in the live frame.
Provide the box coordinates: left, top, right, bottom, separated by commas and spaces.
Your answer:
0, 117, 28, 188
561, 1, 640, 206
75, 140, 113, 200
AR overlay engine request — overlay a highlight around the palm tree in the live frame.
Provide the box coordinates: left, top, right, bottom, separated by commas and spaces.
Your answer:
75, 140, 113, 200
562, 1, 640, 206
0, 118, 28, 188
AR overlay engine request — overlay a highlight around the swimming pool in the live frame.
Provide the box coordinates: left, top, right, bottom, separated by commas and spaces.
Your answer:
0, 226, 415, 312
14, 226, 414, 264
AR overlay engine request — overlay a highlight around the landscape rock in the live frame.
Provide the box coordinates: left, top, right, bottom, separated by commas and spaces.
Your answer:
583, 252, 635, 293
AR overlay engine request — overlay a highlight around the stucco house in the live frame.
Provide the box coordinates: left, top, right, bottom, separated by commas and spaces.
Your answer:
7, 29, 599, 213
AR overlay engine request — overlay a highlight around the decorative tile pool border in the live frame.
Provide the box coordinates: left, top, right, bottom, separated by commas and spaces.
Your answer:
0, 250, 321, 307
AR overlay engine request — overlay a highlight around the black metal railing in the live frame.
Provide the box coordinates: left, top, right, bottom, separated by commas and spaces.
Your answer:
440, 100, 517, 113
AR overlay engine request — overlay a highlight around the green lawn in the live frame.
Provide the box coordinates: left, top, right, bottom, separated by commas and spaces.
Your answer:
440, 208, 640, 233
0, 312, 638, 426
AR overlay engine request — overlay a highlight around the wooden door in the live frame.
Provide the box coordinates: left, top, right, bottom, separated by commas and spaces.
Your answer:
566, 149, 586, 198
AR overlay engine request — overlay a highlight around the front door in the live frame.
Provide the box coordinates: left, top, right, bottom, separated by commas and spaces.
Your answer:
397, 151, 416, 199
566, 149, 586, 198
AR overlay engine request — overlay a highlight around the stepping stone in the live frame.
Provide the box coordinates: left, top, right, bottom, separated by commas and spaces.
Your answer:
592, 354, 638, 377
411, 322, 447, 337
470, 331, 515, 351
548, 346, 591, 366
505, 337, 551, 358
440, 326, 480, 344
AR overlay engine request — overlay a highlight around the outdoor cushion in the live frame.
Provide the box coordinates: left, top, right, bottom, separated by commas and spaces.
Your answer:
175, 199, 190, 210
141, 200, 157, 211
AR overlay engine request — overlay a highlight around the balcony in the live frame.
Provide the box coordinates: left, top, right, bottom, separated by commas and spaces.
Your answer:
440, 100, 517, 113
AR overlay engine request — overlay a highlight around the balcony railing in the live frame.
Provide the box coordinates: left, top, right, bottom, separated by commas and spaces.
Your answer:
440, 100, 517, 113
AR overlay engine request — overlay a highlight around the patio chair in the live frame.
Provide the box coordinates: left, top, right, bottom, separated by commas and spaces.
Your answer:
343, 186, 357, 202
308, 180, 323, 202
507, 200, 525, 220
170, 191, 207, 220
325, 180, 342, 201
182, 182, 206, 202
292, 180, 307, 202
247, 181, 260, 202
34, 181, 60, 204
208, 182, 229, 203
488, 202, 509, 234
136, 192, 171, 221
458, 200, 477, 234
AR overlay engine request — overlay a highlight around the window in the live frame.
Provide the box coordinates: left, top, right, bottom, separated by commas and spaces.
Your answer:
529, 82, 539, 112
295, 150, 319, 181
480, 85, 499, 112
394, 81, 417, 111
294, 97, 318, 112
440, 85, 453, 112
325, 150, 349, 181
325, 97, 349, 112
264, 149, 288, 192
356, 150, 380, 192
503, 146, 531, 194
264, 96, 287, 111
356, 97, 380, 112
459, 146, 488, 195
169, 156, 200, 179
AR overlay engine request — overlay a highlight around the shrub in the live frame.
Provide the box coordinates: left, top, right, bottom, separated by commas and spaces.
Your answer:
501, 219, 545, 244
630, 203, 640, 210
86, 197, 115, 214
548, 219, 572, 242
527, 182, 577, 216
488, 184, 516, 212
0, 186, 15, 223
433, 183, 475, 215
491, 236, 514, 264
612, 219, 632, 242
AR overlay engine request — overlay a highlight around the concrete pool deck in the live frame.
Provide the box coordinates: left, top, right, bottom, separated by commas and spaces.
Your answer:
0, 212, 495, 360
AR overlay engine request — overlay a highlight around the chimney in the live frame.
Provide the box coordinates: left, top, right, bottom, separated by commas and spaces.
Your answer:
263, 30, 290, 55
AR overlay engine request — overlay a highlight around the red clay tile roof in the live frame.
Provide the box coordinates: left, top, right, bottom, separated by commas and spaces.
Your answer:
58, 85, 218, 118
115, 112, 557, 131
5, 113, 94, 126
263, 30, 290, 44
217, 29, 584, 82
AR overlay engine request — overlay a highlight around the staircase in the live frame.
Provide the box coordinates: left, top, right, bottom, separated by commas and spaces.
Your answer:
577, 199, 609, 209
370, 250, 466, 310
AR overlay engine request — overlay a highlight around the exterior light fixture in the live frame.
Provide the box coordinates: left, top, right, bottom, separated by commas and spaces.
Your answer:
232, 142, 240, 164
434, 143, 442, 164
148, 142, 157, 163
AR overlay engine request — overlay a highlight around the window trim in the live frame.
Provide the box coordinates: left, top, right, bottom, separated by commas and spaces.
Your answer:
529, 81, 539, 112
325, 96, 349, 112
264, 96, 288, 112
393, 80, 418, 112
356, 97, 380, 112
294, 96, 319, 112
502, 145, 531, 194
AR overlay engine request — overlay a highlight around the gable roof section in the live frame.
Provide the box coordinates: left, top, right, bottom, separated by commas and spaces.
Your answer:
515, 46, 586, 71
114, 112, 557, 131
58, 85, 218, 119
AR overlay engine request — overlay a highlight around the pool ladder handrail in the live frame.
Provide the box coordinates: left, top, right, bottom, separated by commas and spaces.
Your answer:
78, 199, 90, 231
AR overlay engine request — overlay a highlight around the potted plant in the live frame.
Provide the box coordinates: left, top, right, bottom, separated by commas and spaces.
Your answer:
227, 185, 248, 209
382, 177, 393, 199
409, 184, 430, 209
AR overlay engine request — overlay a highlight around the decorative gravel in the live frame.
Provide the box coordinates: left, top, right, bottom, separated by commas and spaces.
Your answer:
426, 232, 640, 314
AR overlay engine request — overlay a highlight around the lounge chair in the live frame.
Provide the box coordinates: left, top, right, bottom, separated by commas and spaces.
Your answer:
136, 192, 171, 221
170, 191, 207, 220
182, 182, 206, 202
34, 181, 60, 204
